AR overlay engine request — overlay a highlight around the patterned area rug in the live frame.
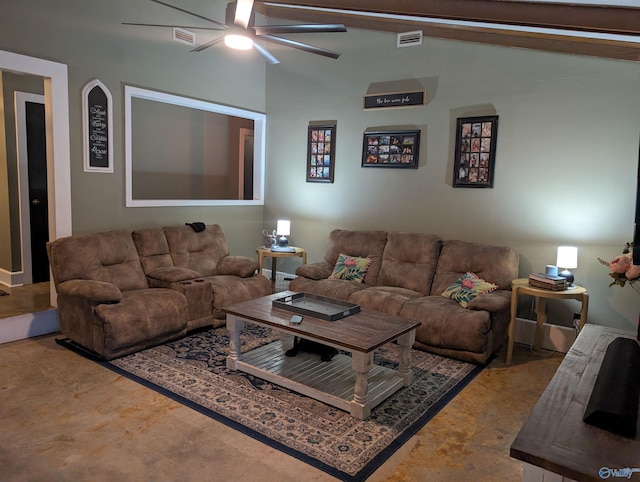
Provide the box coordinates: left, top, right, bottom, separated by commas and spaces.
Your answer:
58, 325, 483, 482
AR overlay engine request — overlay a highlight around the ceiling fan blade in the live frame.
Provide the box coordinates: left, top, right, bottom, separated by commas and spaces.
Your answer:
150, 0, 227, 28
122, 22, 222, 31
258, 34, 342, 59
190, 36, 225, 52
253, 41, 280, 65
253, 24, 346, 35
234, 0, 254, 29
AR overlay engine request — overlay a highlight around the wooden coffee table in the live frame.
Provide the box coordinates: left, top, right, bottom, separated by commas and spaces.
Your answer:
223, 291, 420, 419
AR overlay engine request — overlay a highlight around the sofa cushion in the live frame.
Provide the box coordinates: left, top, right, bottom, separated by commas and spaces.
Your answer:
442, 272, 498, 308
48, 230, 148, 292
347, 286, 423, 315
430, 240, 519, 296
377, 232, 441, 294
132, 228, 174, 274
329, 254, 372, 282
164, 224, 230, 276
288, 277, 367, 301
400, 296, 492, 354
322, 229, 388, 286
94, 288, 188, 359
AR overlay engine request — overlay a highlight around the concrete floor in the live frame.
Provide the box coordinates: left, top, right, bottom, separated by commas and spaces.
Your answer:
0, 282, 52, 319
0, 333, 562, 482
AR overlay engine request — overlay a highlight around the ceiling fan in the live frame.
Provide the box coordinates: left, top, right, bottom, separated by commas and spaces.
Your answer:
123, 0, 347, 65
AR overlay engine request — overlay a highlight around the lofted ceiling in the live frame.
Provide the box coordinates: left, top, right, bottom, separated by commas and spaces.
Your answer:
255, 0, 640, 61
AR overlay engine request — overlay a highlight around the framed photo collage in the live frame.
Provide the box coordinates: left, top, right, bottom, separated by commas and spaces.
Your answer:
453, 115, 499, 188
361, 130, 420, 169
306, 125, 336, 183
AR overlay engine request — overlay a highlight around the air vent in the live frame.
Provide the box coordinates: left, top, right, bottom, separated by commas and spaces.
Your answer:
397, 30, 423, 48
173, 27, 196, 46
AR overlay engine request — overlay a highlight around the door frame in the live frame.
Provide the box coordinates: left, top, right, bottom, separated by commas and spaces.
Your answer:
0, 49, 71, 305
15, 92, 45, 285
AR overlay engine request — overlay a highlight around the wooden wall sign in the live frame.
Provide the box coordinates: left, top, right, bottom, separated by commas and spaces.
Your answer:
364, 90, 425, 110
82, 79, 113, 173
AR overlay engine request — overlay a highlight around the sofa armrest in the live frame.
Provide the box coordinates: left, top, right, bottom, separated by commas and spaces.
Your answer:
147, 266, 201, 283
295, 261, 334, 280
57, 279, 122, 303
216, 256, 259, 278
467, 289, 511, 312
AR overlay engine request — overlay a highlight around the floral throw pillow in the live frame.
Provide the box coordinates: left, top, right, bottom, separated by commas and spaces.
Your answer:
329, 254, 372, 283
442, 272, 498, 308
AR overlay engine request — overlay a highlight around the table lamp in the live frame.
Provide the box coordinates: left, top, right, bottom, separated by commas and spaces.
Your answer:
276, 220, 290, 247
557, 246, 578, 288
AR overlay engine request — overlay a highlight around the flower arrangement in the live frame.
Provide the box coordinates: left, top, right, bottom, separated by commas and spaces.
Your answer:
598, 242, 640, 294
599, 243, 640, 341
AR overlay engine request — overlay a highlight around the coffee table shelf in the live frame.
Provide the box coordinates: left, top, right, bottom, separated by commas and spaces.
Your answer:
237, 339, 405, 415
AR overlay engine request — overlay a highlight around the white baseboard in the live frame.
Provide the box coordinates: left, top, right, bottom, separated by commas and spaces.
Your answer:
513, 317, 577, 353
0, 309, 59, 345
0, 269, 24, 288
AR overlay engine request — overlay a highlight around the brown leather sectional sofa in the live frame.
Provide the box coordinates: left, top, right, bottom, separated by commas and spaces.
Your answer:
289, 229, 519, 364
47, 224, 271, 360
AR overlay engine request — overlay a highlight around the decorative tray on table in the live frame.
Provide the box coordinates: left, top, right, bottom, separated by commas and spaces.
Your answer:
272, 292, 361, 321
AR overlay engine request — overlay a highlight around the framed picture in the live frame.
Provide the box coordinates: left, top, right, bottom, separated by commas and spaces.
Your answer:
361, 130, 420, 168
306, 124, 336, 183
453, 115, 498, 188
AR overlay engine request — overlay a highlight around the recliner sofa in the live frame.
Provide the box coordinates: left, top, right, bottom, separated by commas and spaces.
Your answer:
47, 224, 271, 360
289, 229, 519, 364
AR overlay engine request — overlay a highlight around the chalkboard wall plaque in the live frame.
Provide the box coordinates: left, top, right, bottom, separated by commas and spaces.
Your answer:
82, 79, 113, 173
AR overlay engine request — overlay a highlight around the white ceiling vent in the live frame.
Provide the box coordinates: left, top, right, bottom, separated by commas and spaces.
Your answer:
173, 27, 196, 46
397, 30, 423, 48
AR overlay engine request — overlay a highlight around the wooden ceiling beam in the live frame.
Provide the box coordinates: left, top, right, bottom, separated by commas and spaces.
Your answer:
256, 1, 640, 61
258, 0, 640, 36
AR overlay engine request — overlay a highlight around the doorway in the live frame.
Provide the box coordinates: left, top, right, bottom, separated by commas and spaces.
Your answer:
0, 49, 70, 342
15, 92, 49, 285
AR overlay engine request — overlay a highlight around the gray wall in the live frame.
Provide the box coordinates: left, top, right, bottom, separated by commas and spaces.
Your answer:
264, 29, 640, 331
2, 0, 640, 331
0, 0, 267, 260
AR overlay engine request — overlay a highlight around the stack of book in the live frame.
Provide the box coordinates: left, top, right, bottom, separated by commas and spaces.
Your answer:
528, 272, 568, 291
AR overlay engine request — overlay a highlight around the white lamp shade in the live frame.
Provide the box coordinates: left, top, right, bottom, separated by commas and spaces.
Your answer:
556, 246, 578, 269
276, 220, 291, 236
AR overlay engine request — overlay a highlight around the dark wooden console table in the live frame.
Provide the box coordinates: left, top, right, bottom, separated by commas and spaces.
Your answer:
510, 324, 640, 482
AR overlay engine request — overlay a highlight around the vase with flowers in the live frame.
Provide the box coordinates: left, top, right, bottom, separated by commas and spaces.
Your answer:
598, 242, 640, 340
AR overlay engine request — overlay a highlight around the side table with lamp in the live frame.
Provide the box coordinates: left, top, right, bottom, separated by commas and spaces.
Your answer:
506, 246, 589, 363
257, 219, 307, 291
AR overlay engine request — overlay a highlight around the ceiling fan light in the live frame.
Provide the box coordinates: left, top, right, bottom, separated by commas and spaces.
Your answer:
224, 33, 253, 50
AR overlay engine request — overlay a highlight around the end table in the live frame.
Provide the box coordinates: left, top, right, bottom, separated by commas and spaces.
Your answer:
506, 278, 589, 363
256, 246, 307, 290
